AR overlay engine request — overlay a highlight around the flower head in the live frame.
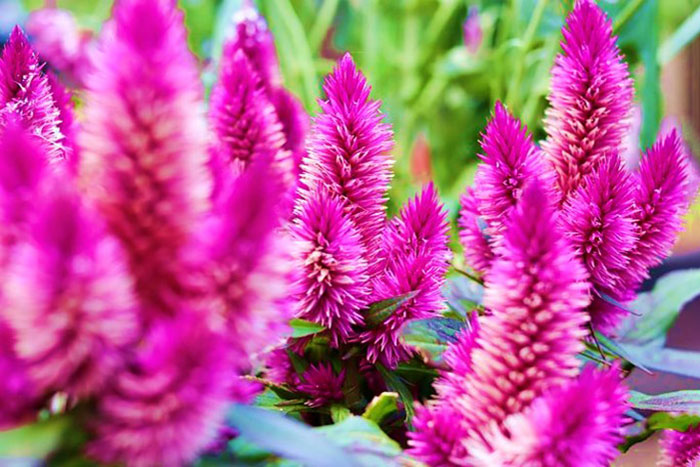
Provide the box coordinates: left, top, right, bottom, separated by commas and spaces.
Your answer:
408, 403, 469, 466
468, 364, 629, 466
298, 364, 345, 408
0, 26, 65, 163
46, 72, 78, 172
659, 425, 700, 467
79, 0, 211, 319
542, 0, 634, 197
458, 187, 494, 275
299, 53, 393, 269
0, 324, 40, 430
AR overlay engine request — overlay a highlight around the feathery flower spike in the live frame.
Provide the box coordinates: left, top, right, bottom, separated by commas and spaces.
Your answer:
659, 425, 700, 467
45, 72, 78, 172
0, 26, 65, 163
468, 364, 629, 466
360, 184, 451, 367
454, 182, 590, 449
542, 0, 634, 198
2, 181, 138, 397
88, 313, 233, 467
299, 53, 393, 268
408, 403, 469, 466
298, 364, 345, 408
80, 0, 210, 319
458, 187, 494, 274
291, 192, 369, 346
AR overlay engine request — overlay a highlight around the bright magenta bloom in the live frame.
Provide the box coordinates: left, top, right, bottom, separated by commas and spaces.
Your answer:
458, 187, 493, 274
408, 403, 469, 466
80, 0, 210, 319
360, 183, 451, 367
46, 72, 78, 171
542, 0, 633, 198
659, 425, 700, 467
291, 193, 369, 346
88, 313, 233, 467
1, 181, 138, 397
468, 365, 628, 466
298, 363, 345, 408
455, 182, 589, 440
0, 323, 39, 430
299, 53, 393, 268
0, 27, 65, 163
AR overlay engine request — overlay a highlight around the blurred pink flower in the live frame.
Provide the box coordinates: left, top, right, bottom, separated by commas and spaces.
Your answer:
659, 424, 700, 467
463, 6, 483, 55
298, 364, 345, 408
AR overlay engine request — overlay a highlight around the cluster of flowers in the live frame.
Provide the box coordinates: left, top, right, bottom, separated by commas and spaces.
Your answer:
0, 0, 305, 464
409, 1, 697, 465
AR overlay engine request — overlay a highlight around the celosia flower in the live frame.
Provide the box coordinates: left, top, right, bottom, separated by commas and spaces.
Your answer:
88, 313, 233, 466
463, 6, 483, 55
659, 425, 700, 467
227, 6, 308, 173
0, 324, 40, 430
454, 182, 589, 436
542, 0, 634, 198
182, 156, 292, 363
298, 364, 345, 408
265, 346, 301, 387
0, 26, 65, 163
473, 102, 551, 234
560, 153, 637, 331
79, 0, 210, 319
291, 192, 369, 346
298, 53, 393, 268
1, 181, 138, 397
359, 184, 451, 367
408, 403, 469, 466
45, 72, 78, 172
209, 47, 293, 191
458, 187, 493, 274
468, 364, 629, 466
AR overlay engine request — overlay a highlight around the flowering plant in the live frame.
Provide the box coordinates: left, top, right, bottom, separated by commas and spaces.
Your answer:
0, 0, 699, 466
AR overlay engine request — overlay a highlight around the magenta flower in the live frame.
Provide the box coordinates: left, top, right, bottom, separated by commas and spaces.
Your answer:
359, 184, 451, 367
45, 72, 78, 172
408, 403, 469, 466
1, 181, 138, 398
79, 0, 211, 319
291, 192, 369, 346
298, 363, 345, 408
0, 324, 40, 430
455, 182, 589, 437
468, 365, 629, 465
458, 187, 493, 275
209, 47, 293, 191
0, 27, 65, 163
542, 0, 634, 198
299, 53, 393, 269
474, 102, 551, 234
463, 6, 483, 55
659, 425, 700, 467
88, 313, 233, 466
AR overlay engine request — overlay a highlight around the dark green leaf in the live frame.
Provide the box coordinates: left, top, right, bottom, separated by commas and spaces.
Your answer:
376, 364, 415, 421
289, 318, 326, 338
365, 291, 419, 327
629, 390, 700, 413
362, 392, 399, 425
402, 316, 467, 363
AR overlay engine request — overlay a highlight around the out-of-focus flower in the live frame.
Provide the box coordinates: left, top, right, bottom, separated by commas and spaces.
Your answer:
542, 0, 633, 198
1, 181, 138, 398
659, 425, 700, 467
410, 132, 433, 185
79, 0, 211, 320
458, 187, 493, 275
408, 403, 469, 466
468, 365, 628, 466
25, 8, 94, 87
45, 72, 78, 171
360, 184, 451, 367
0, 27, 65, 163
298, 53, 393, 271
291, 193, 368, 346
87, 313, 234, 467
0, 323, 39, 430
463, 6, 483, 55
454, 182, 589, 451
298, 364, 345, 408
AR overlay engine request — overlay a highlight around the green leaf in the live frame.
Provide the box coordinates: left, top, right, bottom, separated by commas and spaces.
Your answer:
402, 316, 467, 363
316, 416, 401, 466
621, 269, 700, 346
629, 390, 700, 413
593, 332, 652, 373
376, 364, 415, 422
444, 276, 484, 315
0, 416, 71, 458
365, 291, 419, 327
362, 392, 399, 425
330, 404, 352, 423
647, 412, 700, 431
658, 5, 700, 64
289, 318, 326, 338
616, 345, 700, 379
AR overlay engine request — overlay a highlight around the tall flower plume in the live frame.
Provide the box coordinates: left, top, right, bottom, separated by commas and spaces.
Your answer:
291, 193, 369, 346
359, 183, 451, 367
468, 365, 629, 466
0, 26, 65, 163
298, 53, 393, 268
458, 187, 493, 275
454, 182, 589, 449
79, 0, 210, 319
227, 6, 308, 172
209, 47, 293, 192
88, 313, 233, 466
542, 0, 634, 198
560, 153, 637, 331
659, 425, 700, 467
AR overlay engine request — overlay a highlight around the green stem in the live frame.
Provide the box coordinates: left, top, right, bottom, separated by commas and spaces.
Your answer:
658, 4, 700, 65
613, 0, 644, 33
309, 0, 340, 53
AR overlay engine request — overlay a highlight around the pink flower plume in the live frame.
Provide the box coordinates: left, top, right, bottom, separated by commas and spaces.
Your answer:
659, 425, 700, 467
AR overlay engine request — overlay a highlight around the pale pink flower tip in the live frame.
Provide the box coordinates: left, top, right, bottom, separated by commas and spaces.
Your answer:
543, 0, 634, 197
